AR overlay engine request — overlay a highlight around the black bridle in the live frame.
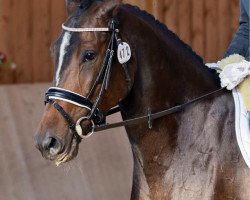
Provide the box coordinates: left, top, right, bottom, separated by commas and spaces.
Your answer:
45, 19, 226, 140
45, 19, 131, 139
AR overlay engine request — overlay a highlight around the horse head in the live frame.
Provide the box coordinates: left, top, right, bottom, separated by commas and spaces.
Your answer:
34, 0, 136, 165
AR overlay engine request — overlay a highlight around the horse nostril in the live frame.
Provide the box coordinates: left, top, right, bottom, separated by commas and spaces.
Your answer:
42, 136, 62, 156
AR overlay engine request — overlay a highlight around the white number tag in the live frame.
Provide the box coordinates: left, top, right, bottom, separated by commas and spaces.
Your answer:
117, 42, 131, 64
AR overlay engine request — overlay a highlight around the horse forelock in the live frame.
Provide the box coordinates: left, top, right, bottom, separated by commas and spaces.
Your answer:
79, 0, 95, 10
72, 0, 104, 17
74, 0, 93, 16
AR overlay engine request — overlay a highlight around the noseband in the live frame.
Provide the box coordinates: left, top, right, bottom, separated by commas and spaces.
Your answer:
45, 19, 132, 139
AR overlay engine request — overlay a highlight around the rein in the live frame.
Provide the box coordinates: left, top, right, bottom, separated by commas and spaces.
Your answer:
94, 88, 225, 132
45, 18, 226, 139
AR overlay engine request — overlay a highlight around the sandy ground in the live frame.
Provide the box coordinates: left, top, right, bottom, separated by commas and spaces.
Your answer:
0, 83, 132, 200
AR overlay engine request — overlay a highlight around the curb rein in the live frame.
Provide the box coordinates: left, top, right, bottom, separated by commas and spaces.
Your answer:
45, 19, 226, 140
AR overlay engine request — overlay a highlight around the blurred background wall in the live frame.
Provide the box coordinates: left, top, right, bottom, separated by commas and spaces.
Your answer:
0, 0, 240, 84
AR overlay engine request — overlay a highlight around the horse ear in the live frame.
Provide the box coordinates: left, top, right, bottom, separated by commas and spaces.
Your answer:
65, 0, 81, 15
96, 0, 122, 19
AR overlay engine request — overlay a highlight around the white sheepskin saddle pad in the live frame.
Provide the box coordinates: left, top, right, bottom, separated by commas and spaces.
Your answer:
233, 89, 250, 168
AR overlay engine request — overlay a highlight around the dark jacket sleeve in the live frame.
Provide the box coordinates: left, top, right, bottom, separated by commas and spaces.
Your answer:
224, 0, 250, 61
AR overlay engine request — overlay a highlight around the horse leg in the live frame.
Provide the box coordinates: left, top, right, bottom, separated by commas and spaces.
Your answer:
130, 145, 151, 200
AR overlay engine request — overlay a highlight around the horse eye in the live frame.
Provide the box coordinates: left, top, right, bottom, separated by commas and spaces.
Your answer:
82, 51, 96, 63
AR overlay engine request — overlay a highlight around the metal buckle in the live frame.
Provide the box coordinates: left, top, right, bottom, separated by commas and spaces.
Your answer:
147, 108, 153, 129
75, 117, 95, 139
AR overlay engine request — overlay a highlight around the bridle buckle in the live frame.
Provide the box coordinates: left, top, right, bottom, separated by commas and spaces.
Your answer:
75, 117, 95, 139
147, 108, 153, 129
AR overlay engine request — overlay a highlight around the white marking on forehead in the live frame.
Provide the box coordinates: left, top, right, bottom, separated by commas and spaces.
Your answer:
56, 31, 72, 86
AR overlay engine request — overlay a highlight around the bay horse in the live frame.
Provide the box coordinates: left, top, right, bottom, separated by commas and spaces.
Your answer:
34, 0, 250, 199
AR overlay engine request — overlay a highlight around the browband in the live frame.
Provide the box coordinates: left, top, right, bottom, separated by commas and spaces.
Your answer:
62, 24, 119, 33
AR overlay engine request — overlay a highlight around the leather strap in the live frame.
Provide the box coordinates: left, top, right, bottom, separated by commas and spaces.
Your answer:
45, 87, 93, 109
94, 88, 226, 132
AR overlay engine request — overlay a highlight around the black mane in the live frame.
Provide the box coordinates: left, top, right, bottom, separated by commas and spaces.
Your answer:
122, 4, 204, 65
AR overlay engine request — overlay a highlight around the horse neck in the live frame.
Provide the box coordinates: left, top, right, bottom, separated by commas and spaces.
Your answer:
118, 8, 224, 172
119, 6, 221, 119
116, 8, 237, 196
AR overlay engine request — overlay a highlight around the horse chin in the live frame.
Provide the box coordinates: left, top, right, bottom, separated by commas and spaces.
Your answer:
54, 135, 80, 166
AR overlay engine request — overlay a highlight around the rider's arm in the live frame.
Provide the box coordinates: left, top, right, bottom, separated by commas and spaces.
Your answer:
224, 0, 249, 61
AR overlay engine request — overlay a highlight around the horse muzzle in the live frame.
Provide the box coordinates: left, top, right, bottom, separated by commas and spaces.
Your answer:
45, 87, 105, 139
34, 128, 81, 164
34, 132, 64, 160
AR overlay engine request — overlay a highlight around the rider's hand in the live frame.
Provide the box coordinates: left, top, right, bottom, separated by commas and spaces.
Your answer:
205, 63, 219, 70
219, 60, 250, 90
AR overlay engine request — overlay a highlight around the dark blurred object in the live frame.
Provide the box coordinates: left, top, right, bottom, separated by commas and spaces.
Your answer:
0, 51, 7, 64
0, 51, 15, 84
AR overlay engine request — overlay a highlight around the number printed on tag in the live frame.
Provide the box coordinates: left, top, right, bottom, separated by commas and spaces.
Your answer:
117, 42, 131, 64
